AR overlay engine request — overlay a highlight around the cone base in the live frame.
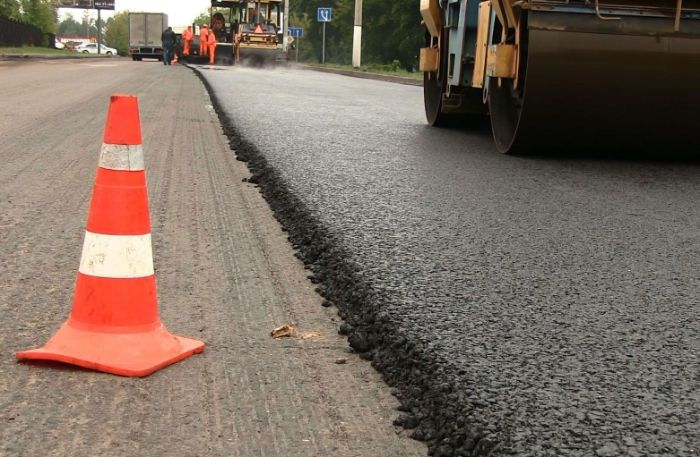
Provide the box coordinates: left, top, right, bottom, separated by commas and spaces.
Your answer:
16, 321, 205, 377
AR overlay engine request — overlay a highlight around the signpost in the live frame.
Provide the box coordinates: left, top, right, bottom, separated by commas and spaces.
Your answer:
283, 0, 289, 52
288, 27, 303, 62
317, 7, 332, 64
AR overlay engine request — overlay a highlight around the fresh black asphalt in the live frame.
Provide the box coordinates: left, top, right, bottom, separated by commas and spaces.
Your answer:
196, 66, 700, 457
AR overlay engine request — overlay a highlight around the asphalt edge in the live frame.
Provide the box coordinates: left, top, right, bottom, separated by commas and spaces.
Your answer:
188, 64, 503, 457
292, 63, 423, 87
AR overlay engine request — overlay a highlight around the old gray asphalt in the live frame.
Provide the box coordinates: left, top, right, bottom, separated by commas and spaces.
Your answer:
0, 59, 425, 457
200, 65, 700, 457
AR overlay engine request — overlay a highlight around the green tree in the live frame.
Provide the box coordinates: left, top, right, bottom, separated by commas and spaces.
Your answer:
21, 0, 57, 32
288, 0, 422, 70
362, 0, 422, 70
293, 0, 353, 64
0, 0, 21, 20
79, 9, 96, 37
57, 15, 81, 35
192, 10, 210, 27
20, 0, 57, 44
104, 10, 127, 55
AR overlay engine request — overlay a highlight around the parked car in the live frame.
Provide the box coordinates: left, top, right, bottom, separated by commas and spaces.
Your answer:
63, 41, 82, 51
75, 43, 117, 55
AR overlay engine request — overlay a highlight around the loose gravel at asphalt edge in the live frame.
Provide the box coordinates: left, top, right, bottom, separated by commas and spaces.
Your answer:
190, 65, 502, 457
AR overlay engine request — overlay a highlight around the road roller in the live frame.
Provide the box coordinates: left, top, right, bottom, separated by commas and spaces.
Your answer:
420, 1, 700, 154
234, 0, 284, 66
206, 0, 285, 66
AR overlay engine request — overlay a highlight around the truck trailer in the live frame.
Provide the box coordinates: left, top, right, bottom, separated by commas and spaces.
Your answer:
129, 12, 168, 61
420, 1, 700, 154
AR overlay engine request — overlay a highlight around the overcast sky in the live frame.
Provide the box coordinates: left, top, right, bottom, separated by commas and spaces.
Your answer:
60, 1, 211, 27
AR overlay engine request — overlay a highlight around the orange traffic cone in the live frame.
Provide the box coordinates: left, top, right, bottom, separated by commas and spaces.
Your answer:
16, 94, 205, 377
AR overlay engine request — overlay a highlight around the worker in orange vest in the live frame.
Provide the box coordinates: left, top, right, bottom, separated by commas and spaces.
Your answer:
207, 29, 217, 65
199, 24, 209, 57
182, 25, 193, 56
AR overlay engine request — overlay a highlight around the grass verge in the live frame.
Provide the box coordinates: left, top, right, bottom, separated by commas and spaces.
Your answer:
0, 47, 113, 58
302, 62, 422, 80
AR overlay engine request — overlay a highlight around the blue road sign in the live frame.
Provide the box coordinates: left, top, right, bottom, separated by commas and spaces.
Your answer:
288, 27, 304, 38
317, 7, 332, 22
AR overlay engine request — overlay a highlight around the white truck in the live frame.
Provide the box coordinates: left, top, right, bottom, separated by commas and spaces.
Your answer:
128, 12, 168, 61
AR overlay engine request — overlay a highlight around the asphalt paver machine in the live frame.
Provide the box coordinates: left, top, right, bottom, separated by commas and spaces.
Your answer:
209, 0, 284, 65
420, 1, 700, 154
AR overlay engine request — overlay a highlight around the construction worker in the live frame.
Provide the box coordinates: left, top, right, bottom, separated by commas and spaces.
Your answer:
199, 24, 209, 57
182, 25, 193, 56
207, 28, 217, 65
161, 26, 176, 65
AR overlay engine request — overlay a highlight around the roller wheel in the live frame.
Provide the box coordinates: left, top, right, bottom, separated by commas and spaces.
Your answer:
488, 78, 524, 154
487, 20, 528, 154
424, 31, 449, 127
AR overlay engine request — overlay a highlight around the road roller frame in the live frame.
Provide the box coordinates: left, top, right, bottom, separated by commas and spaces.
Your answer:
205, 0, 284, 66
420, 0, 700, 153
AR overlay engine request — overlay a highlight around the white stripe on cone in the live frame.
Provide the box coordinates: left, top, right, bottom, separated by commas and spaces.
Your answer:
99, 143, 145, 171
79, 231, 154, 278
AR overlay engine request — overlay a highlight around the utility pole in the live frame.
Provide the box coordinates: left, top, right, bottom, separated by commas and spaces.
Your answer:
352, 0, 362, 68
283, 0, 289, 52
84, 10, 89, 40
97, 8, 102, 54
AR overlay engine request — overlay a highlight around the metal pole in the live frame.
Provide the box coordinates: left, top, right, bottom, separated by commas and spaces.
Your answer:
674, 0, 683, 32
322, 22, 326, 64
296, 36, 299, 62
352, 0, 362, 68
283, 0, 289, 52
97, 9, 102, 54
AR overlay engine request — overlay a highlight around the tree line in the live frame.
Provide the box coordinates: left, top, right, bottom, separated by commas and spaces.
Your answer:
288, 0, 423, 70
0, 0, 128, 53
1, 0, 57, 40
1, 0, 424, 69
